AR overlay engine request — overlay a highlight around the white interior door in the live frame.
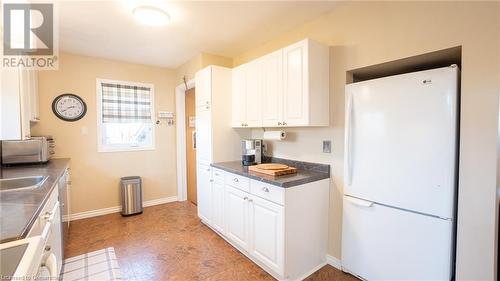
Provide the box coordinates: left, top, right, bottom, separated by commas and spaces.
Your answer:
196, 164, 212, 223
342, 195, 454, 281
344, 66, 459, 218
225, 186, 249, 251
249, 195, 284, 275
231, 66, 246, 127
245, 60, 263, 127
211, 180, 225, 234
262, 50, 283, 127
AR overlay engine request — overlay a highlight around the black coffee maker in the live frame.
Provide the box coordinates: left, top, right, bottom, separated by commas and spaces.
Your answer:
241, 139, 263, 166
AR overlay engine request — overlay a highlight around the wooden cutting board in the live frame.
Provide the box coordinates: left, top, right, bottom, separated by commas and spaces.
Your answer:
248, 163, 297, 176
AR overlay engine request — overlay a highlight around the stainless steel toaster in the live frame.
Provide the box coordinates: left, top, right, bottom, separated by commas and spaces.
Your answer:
1, 136, 55, 165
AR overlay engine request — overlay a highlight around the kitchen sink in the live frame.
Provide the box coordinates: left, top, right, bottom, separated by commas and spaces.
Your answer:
0, 176, 47, 192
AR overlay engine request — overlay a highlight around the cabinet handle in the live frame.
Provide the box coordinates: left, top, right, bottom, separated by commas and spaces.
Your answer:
44, 245, 51, 252
241, 123, 244, 127
243, 197, 248, 200
248, 199, 253, 202
42, 211, 52, 220
209, 179, 214, 183
205, 106, 210, 110
262, 187, 269, 192
283, 122, 287, 126
278, 122, 282, 126
233, 178, 239, 183
206, 168, 210, 172
206, 101, 210, 105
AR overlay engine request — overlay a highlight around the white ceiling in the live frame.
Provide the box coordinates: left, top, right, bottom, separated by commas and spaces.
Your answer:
58, 1, 338, 68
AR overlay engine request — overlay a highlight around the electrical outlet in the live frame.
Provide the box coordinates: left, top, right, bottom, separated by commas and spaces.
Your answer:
323, 140, 331, 153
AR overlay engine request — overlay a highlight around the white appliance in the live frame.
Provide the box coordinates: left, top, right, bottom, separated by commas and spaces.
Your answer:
342, 65, 459, 280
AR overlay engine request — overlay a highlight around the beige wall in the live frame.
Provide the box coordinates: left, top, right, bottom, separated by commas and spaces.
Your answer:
175, 53, 233, 86
32, 53, 177, 214
235, 2, 500, 280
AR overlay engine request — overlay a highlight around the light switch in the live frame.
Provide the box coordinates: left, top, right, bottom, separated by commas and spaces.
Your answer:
323, 140, 331, 153
81, 126, 88, 135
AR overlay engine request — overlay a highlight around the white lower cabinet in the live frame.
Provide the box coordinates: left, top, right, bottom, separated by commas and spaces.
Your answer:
248, 195, 284, 275
211, 180, 225, 234
198, 168, 329, 281
196, 164, 212, 223
224, 185, 250, 251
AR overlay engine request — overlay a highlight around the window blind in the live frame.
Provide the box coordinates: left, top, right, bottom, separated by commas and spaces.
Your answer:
101, 82, 152, 123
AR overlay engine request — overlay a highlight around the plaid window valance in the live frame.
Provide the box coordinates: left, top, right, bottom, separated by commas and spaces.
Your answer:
101, 82, 152, 123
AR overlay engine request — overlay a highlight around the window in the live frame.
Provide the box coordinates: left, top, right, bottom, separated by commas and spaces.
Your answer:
97, 79, 155, 152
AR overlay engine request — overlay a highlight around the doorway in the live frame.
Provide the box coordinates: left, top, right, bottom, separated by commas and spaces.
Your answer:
185, 88, 197, 205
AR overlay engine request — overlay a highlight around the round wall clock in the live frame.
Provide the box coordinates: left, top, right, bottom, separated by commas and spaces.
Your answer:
52, 93, 87, 121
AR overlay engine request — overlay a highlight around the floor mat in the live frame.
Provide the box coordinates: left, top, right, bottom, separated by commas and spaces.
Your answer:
61, 247, 121, 281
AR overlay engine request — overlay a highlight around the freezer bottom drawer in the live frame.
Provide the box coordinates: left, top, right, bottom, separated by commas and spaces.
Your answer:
341, 195, 454, 280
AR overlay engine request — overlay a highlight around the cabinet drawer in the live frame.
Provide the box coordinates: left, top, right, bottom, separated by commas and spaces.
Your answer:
225, 173, 250, 192
212, 168, 225, 183
28, 186, 59, 237
250, 180, 284, 206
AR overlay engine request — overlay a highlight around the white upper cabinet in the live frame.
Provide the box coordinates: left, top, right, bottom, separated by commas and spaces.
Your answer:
195, 66, 212, 110
283, 41, 307, 126
231, 65, 247, 127
262, 50, 283, 127
1, 68, 38, 140
283, 39, 329, 127
231, 38, 329, 128
244, 60, 263, 127
231, 60, 263, 128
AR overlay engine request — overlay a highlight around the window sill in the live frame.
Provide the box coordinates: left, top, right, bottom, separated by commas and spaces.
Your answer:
97, 146, 155, 153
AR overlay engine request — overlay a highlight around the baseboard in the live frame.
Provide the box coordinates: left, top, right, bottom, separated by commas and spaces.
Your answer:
294, 261, 327, 281
143, 196, 178, 207
67, 196, 178, 221
326, 254, 342, 271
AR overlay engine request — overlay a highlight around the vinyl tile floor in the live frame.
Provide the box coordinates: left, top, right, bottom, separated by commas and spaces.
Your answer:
65, 202, 358, 281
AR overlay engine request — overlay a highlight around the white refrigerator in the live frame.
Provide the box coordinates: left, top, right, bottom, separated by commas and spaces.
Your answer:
342, 66, 459, 280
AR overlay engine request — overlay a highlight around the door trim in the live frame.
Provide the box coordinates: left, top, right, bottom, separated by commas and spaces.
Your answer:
175, 78, 196, 202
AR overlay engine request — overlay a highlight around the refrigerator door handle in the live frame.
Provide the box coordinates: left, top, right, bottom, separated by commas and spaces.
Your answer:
345, 92, 354, 185
345, 196, 374, 208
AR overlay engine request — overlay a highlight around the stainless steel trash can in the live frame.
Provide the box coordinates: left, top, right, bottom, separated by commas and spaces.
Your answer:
120, 176, 143, 216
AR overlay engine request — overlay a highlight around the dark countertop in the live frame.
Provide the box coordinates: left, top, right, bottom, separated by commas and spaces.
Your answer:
0, 158, 70, 243
211, 157, 330, 188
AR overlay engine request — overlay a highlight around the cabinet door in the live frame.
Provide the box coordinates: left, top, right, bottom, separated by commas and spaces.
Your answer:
283, 41, 308, 126
29, 71, 39, 122
197, 164, 212, 223
1, 68, 22, 140
211, 180, 225, 234
225, 185, 249, 251
18, 69, 31, 138
195, 109, 212, 164
245, 60, 263, 127
249, 195, 284, 275
262, 50, 283, 127
195, 67, 212, 109
231, 65, 246, 127
48, 202, 63, 273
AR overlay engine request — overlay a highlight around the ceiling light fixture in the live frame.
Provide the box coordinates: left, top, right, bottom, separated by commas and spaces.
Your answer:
133, 6, 170, 26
